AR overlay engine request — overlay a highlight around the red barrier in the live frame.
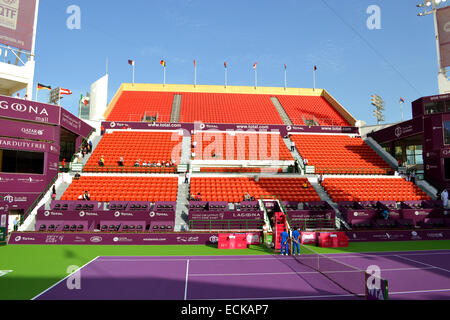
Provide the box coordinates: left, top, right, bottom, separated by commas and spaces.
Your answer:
300, 232, 317, 245
318, 232, 349, 248
218, 233, 248, 249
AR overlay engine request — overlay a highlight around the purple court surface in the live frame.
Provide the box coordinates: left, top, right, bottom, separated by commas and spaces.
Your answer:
33, 250, 450, 300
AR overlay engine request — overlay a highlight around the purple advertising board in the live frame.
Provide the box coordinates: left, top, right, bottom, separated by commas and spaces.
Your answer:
368, 117, 423, 144
59, 107, 93, 138
101, 121, 359, 136
0, 0, 37, 51
0, 191, 40, 211
346, 229, 450, 242
0, 118, 59, 142
287, 210, 335, 221
0, 95, 60, 125
36, 208, 175, 223
0, 136, 60, 154
8, 232, 220, 246
189, 211, 264, 221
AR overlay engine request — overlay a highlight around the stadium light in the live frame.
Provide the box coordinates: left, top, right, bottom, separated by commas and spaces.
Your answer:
417, 0, 449, 75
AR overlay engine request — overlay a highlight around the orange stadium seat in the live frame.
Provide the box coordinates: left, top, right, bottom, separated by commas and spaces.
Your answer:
321, 178, 431, 202
61, 176, 178, 202
83, 131, 182, 173
189, 177, 321, 202
276, 95, 350, 126
107, 91, 174, 122
179, 92, 284, 124
191, 132, 293, 161
290, 134, 392, 175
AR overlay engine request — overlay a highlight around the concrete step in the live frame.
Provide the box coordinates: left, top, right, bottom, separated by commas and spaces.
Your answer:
282, 137, 304, 174
271, 97, 292, 125
174, 177, 190, 232
170, 94, 182, 123
308, 178, 350, 230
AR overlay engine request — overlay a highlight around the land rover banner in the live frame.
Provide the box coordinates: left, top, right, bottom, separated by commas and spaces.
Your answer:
437, 6, 450, 68
0, 0, 37, 51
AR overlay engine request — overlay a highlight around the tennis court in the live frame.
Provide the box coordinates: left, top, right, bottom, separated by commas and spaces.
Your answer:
33, 249, 450, 300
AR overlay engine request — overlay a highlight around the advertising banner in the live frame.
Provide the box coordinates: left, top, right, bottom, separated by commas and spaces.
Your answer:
0, 136, 60, 154
0, 118, 58, 142
347, 229, 450, 242
189, 211, 264, 221
0, 0, 37, 51
8, 232, 220, 246
0, 95, 60, 125
287, 210, 335, 221
59, 108, 93, 138
437, 6, 450, 68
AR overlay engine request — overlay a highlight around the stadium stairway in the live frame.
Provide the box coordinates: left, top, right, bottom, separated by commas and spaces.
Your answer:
364, 137, 398, 170
270, 97, 293, 125
76, 134, 103, 166
179, 134, 192, 171
308, 177, 348, 230
170, 94, 182, 123
283, 137, 305, 174
175, 176, 190, 231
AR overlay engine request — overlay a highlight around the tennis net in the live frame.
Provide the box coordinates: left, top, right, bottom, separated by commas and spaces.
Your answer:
292, 248, 367, 299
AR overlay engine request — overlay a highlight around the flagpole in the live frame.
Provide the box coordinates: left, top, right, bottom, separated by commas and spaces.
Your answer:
284, 66, 287, 90
194, 65, 197, 88
164, 66, 166, 87
35, 83, 38, 101
313, 69, 316, 91
255, 66, 257, 89
132, 64, 135, 86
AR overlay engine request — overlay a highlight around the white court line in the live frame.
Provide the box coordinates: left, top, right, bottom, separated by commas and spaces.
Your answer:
184, 259, 190, 301
189, 267, 436, 278
395, 255, 450, 274
389, 288, 450, 296
31, 256, 100, 301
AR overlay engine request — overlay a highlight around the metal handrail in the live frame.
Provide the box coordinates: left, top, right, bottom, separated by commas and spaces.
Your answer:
82, 165, 178, 174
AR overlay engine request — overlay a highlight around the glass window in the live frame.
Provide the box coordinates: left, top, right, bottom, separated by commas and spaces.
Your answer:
425, 101, 445, 114
444, 121, 450, 145
0, 149, 44, 175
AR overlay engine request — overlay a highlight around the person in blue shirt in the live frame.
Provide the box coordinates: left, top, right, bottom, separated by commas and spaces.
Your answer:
292, 228, 301, 256
280, 229, 290, 256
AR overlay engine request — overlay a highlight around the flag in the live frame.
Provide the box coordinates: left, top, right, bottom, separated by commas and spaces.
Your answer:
284, 64, 287, 70
80, 94, 90, 107
253, 62, 258, 69
37, 83, 51, 91
314, 65, 317, 71
400, 97, 405, 104
128, 60, 135, 66
194, 59, 196, 67
224, 62, 227, 69
60, 88, 72, 96
160, 60, 166, 67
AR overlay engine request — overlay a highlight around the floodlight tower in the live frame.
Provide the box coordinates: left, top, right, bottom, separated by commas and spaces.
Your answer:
417, 0, 450, 93
371, 94, 385, 125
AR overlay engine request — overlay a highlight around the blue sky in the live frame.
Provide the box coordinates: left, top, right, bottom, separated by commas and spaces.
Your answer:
30, 0, 443, 125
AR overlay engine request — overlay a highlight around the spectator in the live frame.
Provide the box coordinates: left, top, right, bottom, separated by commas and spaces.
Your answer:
156, 160, 161, 167
189, 194, 195, 201
13, 217, 19, 232
302, 181, 309, 189
410, 171, 416, 184
165, 161, 170, 167
83, 191, 91, 201
381, 209, 390, 220
244, 193, 251, 201
262, 222, 269, 244
61, 158, 66, 170
52, 185, 57, 201
441, 189, 449, 208
99, 156, 105, 167
134, 159, 141, 167
291, 141, 296, 152
74, 173, 81, 180
196, 193, 202, 201
118, 156, 124, 167
318, 174, 324, 185
185, 172, 190, 184
294, 160, 299, 174
303, 158, 309, 166
89, 141, 93, 153
142, 160, 148, 167
101, 125, 105, 135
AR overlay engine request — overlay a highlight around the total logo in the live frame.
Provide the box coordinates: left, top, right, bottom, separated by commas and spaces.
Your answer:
286, 126, 292, 131
113, 237, 119, 242
79, 211, 85, 217
199, 124, 206, 130
90, 236, 103, 243
14, 236, 21, 242
149, 212, 156, 218
110, 122, 116, 128
44, 211, 50, 217
114, 211, 121, 218
443, 150, 450, 156
354, 212, 359, 217
209, 235, 219, 243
